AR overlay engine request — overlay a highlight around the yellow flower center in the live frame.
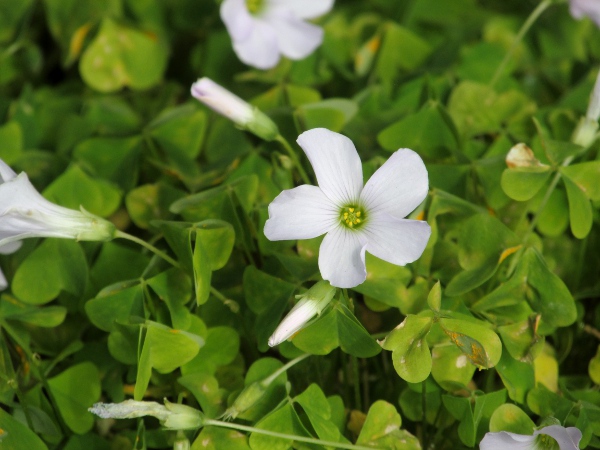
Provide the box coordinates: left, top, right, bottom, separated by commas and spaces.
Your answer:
340, 206, 365, 229
246, 0, 265, 14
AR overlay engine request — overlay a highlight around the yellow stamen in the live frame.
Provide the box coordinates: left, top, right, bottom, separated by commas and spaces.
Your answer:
349, 208, 354, 212
356, 211, 361, 217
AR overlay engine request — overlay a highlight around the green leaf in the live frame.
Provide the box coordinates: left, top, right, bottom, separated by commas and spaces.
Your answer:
0, 297, 66, 327
498, 316, 544, 363
237, 358, 288, 422
427, 281, 441, 312
192, 427, 250, 450
85, 280, 144, 331
43, 164, 122, 217
501, 166, 552, 201
561, 161, 600, 201
294, 384, 342, 443
249, 404, 311, 450
0, 121, 23, 164
356, 400, 401, 445
375, 23, 432, 83
0, 408, 48, 450
179, 373, 223, 419
193, 236, 212, 305
126, 183, 184, 229
381, 315, 433, 382
195, 220, 235, 271
516, 248, 577, 328
438, 318, 502, 368
378, 104, 457, 158
48, 362, 100, 434
148, 104, 207, 159
134, 322, 204, 400
564, 175, 593, 239
489, 404, 535, 434
147, 268, 193, 330
295, 99, 358, 132
73, 136, 142, 191
292, 302, 382, 358
182, 326, 239, 376
431, 344, 476, 390
79, 18, 168, 92
589, 345, 600, 385
496, 349, 535, 404
13, 239, 88, 305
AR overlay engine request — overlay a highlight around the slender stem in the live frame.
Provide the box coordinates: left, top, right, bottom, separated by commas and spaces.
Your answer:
204, 419, 382, 450
263, 353, 310, 386
116, 230, 180, 268
506, 156, 574, 277
275, 135, 311, 184
421, 381, 428, 450
210, 287, 240, 313
583, 324, 600, 340
490, 0, 553, 87
351, 356, 362, 411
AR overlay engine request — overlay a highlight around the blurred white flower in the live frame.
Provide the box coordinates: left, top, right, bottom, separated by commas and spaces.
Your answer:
572, 70, 600, 146
268, 280, 336, 346
220, 0, 334, 69
264, 128, 431, 289
0, 159, 116, 249
570, 0, 600, 27
480, 425, 582, 450
191, 77, 279, 140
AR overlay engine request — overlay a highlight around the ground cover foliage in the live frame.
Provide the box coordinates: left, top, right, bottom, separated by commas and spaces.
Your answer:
1, 0, 600, 449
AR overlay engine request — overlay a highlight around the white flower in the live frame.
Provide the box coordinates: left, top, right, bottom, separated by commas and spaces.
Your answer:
0, 159, 116, 249
572, 70, 600, 146
570, 0, 600, 27
480, 425, 582, 450
264, 128, 431, 289
191, 77, 279, 140
268, 280, 336, 346
220, 0, 334, 69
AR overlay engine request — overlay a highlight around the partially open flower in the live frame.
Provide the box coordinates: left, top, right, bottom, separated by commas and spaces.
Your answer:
191, 77, 279, 141
220, 0, 334, 69
572, 70, 600, 147
0, 159, 116, 249
480, 425, 582, 450
264, 128, 431, 289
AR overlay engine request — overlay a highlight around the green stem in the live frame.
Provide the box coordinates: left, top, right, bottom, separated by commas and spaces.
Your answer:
490, 0, 553, 87
263, 353, 310, 386
209, 286, 240, 313
204, 419, 382, 450
506, 155, 574, 277
115, 230, 180, 269
275, 135, 311, 184
351, 356, 362, 411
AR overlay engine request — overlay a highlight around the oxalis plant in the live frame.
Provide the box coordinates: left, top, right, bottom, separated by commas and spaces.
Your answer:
1, 0, 600, 449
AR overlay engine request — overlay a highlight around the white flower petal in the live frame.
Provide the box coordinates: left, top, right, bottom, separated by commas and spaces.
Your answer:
231, 20, 281, 69
220, 0, 254, 41
297, 128, 363, 206
570, 0, 600, 27
360, 148, 428, 219
269, 0, 334, 19
363, 213, 431, 266
264, 185, 338, 240
318, 225, 367, 288
535, 426, 582, 450
0, 241, 22, 255
480, 431, 536, 449
0, 268, 7, 291
266, 9, 323, 60
0, 159, 17, 183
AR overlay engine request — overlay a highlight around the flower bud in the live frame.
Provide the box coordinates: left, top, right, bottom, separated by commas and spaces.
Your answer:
191, 77, 279, 141
223, 381, 268, 420
572, 70, 600, 147
268, 281, 337, 347
89, 399, 205, 431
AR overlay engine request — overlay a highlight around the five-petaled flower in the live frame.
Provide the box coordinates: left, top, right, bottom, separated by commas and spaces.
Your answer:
220, 0, 334, 69
0, 159, 116, 254
569, 0, 600, 28
264, 128, 431, 289
480, 425, 582, 450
